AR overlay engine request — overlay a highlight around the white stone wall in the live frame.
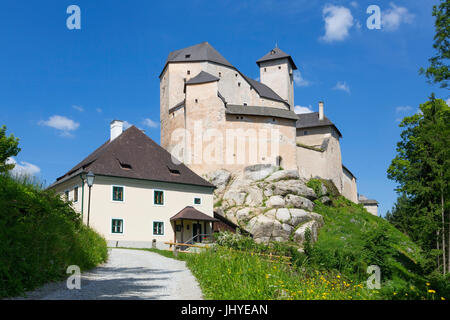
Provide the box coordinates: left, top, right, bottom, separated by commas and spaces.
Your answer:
259, 58, 294, 108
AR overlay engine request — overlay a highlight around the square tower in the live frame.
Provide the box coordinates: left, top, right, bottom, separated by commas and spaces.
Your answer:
257, 47, 297, 109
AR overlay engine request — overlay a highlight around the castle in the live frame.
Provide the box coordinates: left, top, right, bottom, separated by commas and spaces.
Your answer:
160, 42, 375, 210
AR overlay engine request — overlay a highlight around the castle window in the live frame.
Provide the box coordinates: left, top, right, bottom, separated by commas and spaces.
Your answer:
219, 72, 222, 77
185, 54, 191, 58
235, 73, 238, 77
278, 66, 281, 70
236, 116, 239, 119
276, 156, 282, 167
195, 99, 198, 103
187, 70, 190, 75
238, 82, 241, 87
264, 68, 267, 72
243, 103, 247, 106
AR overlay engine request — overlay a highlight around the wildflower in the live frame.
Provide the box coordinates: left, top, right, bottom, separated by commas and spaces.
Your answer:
265, 274, 270, 279
428, 289, 435, 294
441, 297, 445, 300
426, 282, 430, 286
393, 292, 397, 295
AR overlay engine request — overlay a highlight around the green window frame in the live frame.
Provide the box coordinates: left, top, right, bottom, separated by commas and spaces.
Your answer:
194, 197, 201, 205
153, 221, 164, 235
112, 186, 124, 202
154, 190, 164, 205
111, 219, 123, 234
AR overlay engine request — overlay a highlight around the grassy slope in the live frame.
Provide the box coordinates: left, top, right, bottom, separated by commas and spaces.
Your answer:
0, 174, 108, 298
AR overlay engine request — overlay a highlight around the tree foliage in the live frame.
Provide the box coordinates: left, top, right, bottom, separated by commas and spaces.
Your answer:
420, 0, 450, 88
0, 125, 21, 173
387, 96, 450, 273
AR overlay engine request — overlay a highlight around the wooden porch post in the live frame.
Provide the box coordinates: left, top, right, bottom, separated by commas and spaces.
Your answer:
181, 220, 184, 243
173, 221, 176, 244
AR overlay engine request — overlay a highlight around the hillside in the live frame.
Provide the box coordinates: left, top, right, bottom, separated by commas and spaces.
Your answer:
0, 174, 108, 298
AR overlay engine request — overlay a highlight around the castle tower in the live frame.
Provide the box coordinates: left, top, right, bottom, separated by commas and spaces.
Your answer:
257, 47, 297, 109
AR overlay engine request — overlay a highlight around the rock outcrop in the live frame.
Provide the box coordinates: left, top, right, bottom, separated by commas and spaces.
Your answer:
204, 165, 332, 247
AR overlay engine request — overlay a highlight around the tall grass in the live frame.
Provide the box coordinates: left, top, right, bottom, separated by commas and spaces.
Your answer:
0, 173, 108, 298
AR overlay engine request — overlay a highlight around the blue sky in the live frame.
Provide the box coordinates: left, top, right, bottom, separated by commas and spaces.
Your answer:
0, 0, 448, 216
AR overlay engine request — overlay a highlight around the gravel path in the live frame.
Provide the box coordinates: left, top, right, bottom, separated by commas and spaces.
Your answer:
15, 248, 203, 300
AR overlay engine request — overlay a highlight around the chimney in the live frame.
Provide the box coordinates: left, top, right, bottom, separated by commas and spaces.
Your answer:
110, 120, 123, 141
319, 101, 324, 121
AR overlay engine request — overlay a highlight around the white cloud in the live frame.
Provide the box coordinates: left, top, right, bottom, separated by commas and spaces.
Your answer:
350, 1, 358, 8
123, 121, 133, 129
333, 81, 350, 93
382, 3, 414, 31
294, 105, 314, 114
39, 115, 79, 136
320, 5, 354, 43
142, 118, 159, 128
293, 71, 310, 87
6, 157, 40, 176
395, 105, 412, 113
72, 105, 84, 112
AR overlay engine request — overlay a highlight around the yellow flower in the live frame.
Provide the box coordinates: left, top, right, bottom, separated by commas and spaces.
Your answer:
441, 297, 445, 300
265, 274, 270, 279
393, 292, 397, 295
428, 289, 436, 294
426, 282, 430, 286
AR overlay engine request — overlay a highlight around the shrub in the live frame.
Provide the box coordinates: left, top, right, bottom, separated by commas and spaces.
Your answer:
0, 174, 108, 298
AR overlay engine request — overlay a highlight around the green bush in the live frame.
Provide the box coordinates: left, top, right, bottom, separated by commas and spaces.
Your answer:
0, 174, 108, 298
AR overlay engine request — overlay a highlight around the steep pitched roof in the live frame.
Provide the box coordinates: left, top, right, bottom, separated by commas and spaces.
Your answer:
160, 42, 233, 77
256, 47, 298, 70
50, 126, 214, 189
242, 74, 287, 104
170, 206, 218, 222
296, 112, 342, 137
186, 71, 220, 85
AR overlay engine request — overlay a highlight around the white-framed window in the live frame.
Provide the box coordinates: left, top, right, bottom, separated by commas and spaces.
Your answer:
112, 185, 124, 202
193, 197, 202, 205
64, 190, 70, 201
153, 190, 164, 206
111, 219, 124, 234
153, 221, 164, 235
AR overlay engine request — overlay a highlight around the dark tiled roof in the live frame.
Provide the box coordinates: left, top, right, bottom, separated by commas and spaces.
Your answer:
50, 126, 215, 189
358, 194, 378, 205
256, 47, 298, 70
186, 71, 220, 85
226, 104, 299, 120
296, 112, 342, 137
170, 206, 218, 222
242, 74, 286, 103
160, 42, 233, 77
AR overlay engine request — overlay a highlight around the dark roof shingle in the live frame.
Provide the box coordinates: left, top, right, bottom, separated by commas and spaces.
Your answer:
226, 105, 299, 120
186, 71, 220, 85
51, 126, 214, 189
296, 112, 342, 137
256, 47, 297, 70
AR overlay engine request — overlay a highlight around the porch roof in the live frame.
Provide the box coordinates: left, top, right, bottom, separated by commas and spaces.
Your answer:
170, 206, 218, 222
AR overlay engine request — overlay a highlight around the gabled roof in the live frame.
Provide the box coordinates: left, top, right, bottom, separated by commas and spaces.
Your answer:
186, 71, 220, 85
50, 126, 215, 189
160, 42, 233, 77
242, 74, 286, 104
296, 112, 342, 137
170, 206, 218, 222
256, 47, 298, 70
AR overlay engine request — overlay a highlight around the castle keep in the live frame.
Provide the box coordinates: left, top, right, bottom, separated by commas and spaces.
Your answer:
160, 42, 369, 207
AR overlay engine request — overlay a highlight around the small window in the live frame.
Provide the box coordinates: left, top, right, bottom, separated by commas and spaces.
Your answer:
195, 99, 198, 103
219, 72, 222, 77
194, 197, 201, 205
187, 70, 190, 75
264, 68, 267, 72
153, 221, 164, 235
175, 225, 182, 232
111, 219, 123, 234
74, 187, 78, 202
154, 190, 164, 205
304, 130, 308, 135
185, 54, 191, 58
112, 186, 124, 201
64, 190, 69, 201
235, 73, 238, 77
238, 82, 241, 87
243, 103, 247, 106
278, 66, 281, 70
